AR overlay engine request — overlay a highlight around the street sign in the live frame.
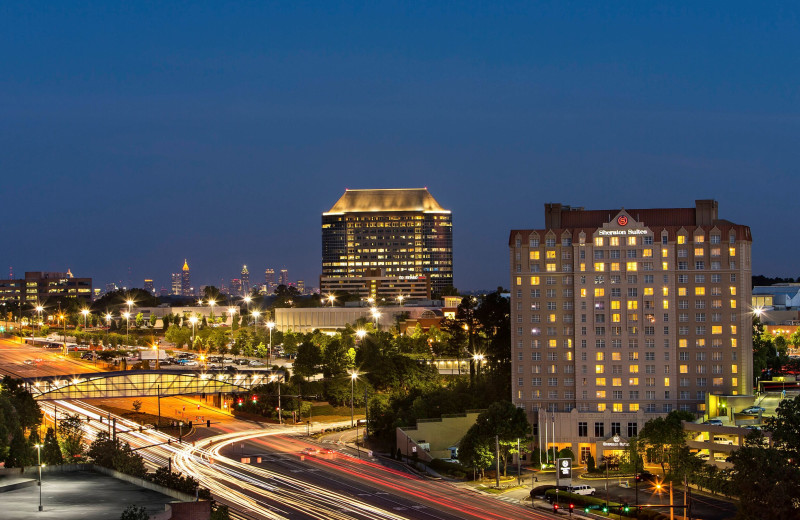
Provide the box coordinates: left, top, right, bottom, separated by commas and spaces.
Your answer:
557, 458, 572, 486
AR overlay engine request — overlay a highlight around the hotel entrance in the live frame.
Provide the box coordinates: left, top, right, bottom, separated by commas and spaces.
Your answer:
596, 434, 630, 462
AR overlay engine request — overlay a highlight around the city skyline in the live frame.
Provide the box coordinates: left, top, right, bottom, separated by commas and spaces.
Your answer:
3, 3, 799, 291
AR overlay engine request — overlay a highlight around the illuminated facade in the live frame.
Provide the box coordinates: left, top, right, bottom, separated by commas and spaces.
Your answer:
321, 188, 453, 298
181, 259, 192, 297
0, 271, 92, 303
509, 200, 753, 461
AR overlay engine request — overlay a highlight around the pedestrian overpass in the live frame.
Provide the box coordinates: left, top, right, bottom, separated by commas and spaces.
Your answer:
25, 369, 280, 400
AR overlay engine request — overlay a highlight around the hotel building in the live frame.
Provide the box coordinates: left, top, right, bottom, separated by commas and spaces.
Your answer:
321, 188, 453, 299
509, 200, 752, 461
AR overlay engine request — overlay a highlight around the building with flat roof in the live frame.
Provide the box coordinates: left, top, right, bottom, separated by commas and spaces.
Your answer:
509, 200, 753, 463
321, 188, 453, 298
0, 271, 92, 303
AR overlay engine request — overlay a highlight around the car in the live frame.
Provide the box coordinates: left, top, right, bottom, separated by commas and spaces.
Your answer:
223, 358, 234, 363
702, 419, 724, 426
249, 360, 266, 367
235, 359, 250, 365
184, 360, 199, 366
744, 425, 762, 430
301, 447, 319, 455
565, 485, 596, 496
320, 448, 335, 455
635, 472, 659, 484
741, 406, 765, 414
696, 453, 710, 461
23, 359, 34, 365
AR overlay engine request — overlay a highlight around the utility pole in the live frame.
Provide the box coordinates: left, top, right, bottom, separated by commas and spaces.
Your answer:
517, 438, 521, 486
157, 384, 161, 428
495, 435, 500, 488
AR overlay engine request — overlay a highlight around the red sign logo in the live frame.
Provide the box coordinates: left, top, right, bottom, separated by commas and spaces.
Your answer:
617, 215, 628, 226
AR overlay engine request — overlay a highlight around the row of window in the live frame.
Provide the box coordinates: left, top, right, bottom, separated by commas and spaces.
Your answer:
515, 231, 738, 249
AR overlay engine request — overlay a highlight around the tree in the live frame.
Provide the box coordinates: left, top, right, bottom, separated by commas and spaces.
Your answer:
638, 410, 695, 477
149, 314, 157, 328
211, 504, 232, 520
132, 400, 142, 414
42, 427, 63, 465
765, 394, 800, 462
458, 401, 531, 477
120, 505, 150, 520
458, 427, 495, 479
294, 343, 322, 378
58, 414, 85, 461
729, 431, 800, 519
165, 324, 191, 348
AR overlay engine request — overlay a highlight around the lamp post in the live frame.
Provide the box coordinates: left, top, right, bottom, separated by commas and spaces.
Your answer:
35, 443, 43, 511
370, 307, 381, 329
122, 312, 131, 347
356, 329, 366, 343
251, 310, 260, 330
350, 371, 358, 427
228, 307, 237, 328
397, 295, 404, 306
243, 295, 252, 314
271, 374, 283, 425
189, 316, 198, 347
327, 294, 336, 307
267, 321, 275, 365
81, 309, 90, 330
208, 299, 216, 324
473, 353, 484, 379
35, 305, 44, 340
153, 342, 160, 370
126, 299, 134, 316
104, 313, 112, 347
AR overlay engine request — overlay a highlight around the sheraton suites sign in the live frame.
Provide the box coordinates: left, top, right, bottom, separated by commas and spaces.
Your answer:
598, 229, 648, 236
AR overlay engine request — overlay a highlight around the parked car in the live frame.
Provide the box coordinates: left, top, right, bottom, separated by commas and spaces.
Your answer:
249, 360, 266, 367
741, 406, 765, 414
566, 485, 596, 496
696, 453, 710, 461
702, 419, 724, 426
235, 359, 250, 365
635, 472, 658, 484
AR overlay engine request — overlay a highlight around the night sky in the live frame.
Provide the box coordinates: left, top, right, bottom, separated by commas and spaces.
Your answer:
2, 2, 798, 292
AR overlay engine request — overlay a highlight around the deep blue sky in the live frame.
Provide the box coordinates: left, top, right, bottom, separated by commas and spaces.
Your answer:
2, 2, 798, 292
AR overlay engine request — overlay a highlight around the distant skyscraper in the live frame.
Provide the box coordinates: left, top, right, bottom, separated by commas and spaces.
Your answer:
241, 265, 250, 295
321, 188, 453, 298
143, 279, 154, 294
296, 280, 305, 295
230, 278, 242, 297
279, 269, 289, 287
171, 273, 181, 295
181, 260, 191, 297
265, 268, 275, 292
105, 282, 118, 294
159, 287, 168, 297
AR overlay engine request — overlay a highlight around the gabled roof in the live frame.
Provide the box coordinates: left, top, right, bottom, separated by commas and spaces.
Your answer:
324, 188, 449, 214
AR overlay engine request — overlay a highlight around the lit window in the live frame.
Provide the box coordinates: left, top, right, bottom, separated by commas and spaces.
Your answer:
730, 299, 737, 309
596, 365, 605, 374
581, 288, 587, 297
596, 352, 605, 361
729, 247, 736, 257
695, 287, 706, 296
611, 262, 620, 271
530, 251, 540, 260
596, 378, 606, 386
612, 313, 621, 322
680, 365, 688, 374
662, 287, 669, 296
612, 378, 622, 387
580, 263, 586, 272
629, 378, 639, 386
731, 338, 737, 347
679, 339, 687, 348
594, 262, 605, 272
644, 287, 654, 296
626, 262, 637, 271
596, 390, 606, 398
678, 235, 686, 245
531, 276, 540, 285
595, 237, 604, 247
613, 403, 623, 412
664, 377, 670, 386
731, 364, 738, 374
611, 301, 621, 309
730, 325, 737, 334
678, 288, 687, 296
546, 263, 556, 272
610, 237, 620, 246
643, 249, 652, 257
629, 404, 639, 412
629, 365, 639, 373
595, 288, 605, 297
694, 248, 704, 256
730, 286, 737, 295
712, 326, 722, 334
627, 301, 638, 310
516, 277, 522, 286
611, 352, 621, 361
546, 250, 557, 259
662, 262, 669, 270
598, 403, 607, 412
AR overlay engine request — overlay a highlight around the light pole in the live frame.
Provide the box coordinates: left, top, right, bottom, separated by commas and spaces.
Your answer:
152, 342, 160, 370
370, 307, 381, 329
397, 294, 404, 306
122, 312, 131, 347
189, 316, 198, 347
356, 329, 366, 343
208, 299, 216, 324
35, 443, 43, 511
251, 310, 260, 330
81, 309, 90, 330
243, 295, 252, 314
35, 305, 44, 340
350, 371, 358, 427
228, 307, 237, 328
267, 321, 275, 365
327, 294, 336, 307
271, 374, 283, 425
126, 299, 135, 316
104, 313, 112, 347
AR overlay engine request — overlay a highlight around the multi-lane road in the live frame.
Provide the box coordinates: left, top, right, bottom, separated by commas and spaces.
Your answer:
1, 337, 552, 520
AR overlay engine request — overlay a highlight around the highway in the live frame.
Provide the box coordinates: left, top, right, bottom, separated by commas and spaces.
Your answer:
1, 337, 552, 520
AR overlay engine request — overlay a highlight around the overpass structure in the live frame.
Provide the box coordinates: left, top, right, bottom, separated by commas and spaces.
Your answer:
25, 369, 280, 400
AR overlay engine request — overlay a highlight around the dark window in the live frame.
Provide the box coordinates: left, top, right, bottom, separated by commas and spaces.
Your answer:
611, 422, 621, 436
578, 422, 588, 437
594, 422, 605, 438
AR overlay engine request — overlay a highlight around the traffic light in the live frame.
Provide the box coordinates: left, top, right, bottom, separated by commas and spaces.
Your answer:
623, 503, 630, 513
553, 504, 559, 513
569, 503, 574, 513
602, 505, 609, 513
206, 419, 211, 428
584, 507, 590, 514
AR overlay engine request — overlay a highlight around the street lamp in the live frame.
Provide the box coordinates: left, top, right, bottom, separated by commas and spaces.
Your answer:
104, 313, 112, 347
397, 294, 404, 306
35, 305, 44, 340
80, 309, 90, 329
243, 295, 252, 314
356, 329, 366, 343
34, 443, 43, 511
189, 316, 198, 346
152, 342, 160, 370
271, 374, 283, 425
370, 307, 381, 329
228, 307, 237, 328
126, 299, 135, 315
208, 299, 216, 323
122, 312, 131, 346
267, 321, 275, 365
350, 371, 359, 427
473, 353, 485, 377
251, 310, 260, 329
327, 294, 336, 307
